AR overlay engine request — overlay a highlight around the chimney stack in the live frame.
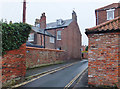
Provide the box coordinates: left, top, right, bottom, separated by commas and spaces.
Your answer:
72, 10, 77, 21
23, 0, 26, 23
35, 19, 40, 26
40, 13, 46, 29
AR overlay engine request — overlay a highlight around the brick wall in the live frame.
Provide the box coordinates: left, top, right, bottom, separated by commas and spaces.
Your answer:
88, 33, 120, 86
95, 3, 120, 25
26, 47, 66, 69
45, 33, 55, 49
2, 44, 26, 87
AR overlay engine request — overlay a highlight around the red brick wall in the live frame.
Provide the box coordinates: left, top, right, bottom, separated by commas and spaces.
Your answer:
95, 3, 120, 25
61, 21, 81, 60
26, 47, 66, 69
46, 21, 82, 60
36, 34, 44, 46
2, 44, 26, 87
118, 33, 120, 86
88, 33, 120, 86
45, 30, 55, 49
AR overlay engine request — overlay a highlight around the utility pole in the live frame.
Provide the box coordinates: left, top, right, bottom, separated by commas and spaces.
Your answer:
23, 0, 26, 23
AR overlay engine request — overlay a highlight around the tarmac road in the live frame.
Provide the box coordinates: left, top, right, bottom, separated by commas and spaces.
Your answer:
15, 60, 88, 89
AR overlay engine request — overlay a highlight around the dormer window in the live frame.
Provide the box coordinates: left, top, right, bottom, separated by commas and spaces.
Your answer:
36, 24, 40, 27
107, 9, 115, 20
56, 19, 64, 26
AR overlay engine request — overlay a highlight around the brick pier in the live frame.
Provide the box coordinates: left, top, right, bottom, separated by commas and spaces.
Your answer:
85, 17, 120, 87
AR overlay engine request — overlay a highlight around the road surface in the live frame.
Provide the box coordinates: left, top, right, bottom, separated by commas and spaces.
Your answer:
15, 60, 88, 89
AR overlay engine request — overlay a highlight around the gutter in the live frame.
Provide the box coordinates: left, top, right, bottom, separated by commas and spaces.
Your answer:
45, 26, 67, 30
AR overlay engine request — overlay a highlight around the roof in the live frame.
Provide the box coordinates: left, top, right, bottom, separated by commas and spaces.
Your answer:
32, 26, 55, 37
85, 17, 120, 34
95, 3, 119, 11
46, 19, 73, 29
32, 19, 73, 36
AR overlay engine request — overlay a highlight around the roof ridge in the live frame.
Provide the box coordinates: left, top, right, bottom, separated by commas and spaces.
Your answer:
47, 19, 72, 25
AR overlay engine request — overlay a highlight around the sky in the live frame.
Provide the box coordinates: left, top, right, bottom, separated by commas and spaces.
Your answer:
0, 0, 119, 45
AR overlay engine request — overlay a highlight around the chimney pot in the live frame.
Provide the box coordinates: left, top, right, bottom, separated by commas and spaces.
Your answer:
42, 13, 45, 17
40, 12, 46, 29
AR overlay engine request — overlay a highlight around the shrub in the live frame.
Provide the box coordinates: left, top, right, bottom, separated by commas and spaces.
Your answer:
2, 22, 31, 55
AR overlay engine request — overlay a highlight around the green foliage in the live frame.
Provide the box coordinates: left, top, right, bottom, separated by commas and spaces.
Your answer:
2, 22, 31, 54
85, 46, 88, 51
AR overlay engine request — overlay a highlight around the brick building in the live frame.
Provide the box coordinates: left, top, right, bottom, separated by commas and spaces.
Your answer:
95, 3, 120, 25
85, 2, 120, 87
28, 11, 82, 60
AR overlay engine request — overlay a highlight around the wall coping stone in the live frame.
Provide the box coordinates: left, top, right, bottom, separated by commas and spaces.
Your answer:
26, 47, 65, 52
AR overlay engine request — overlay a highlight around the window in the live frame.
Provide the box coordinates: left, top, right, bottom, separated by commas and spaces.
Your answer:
107, 9, 115, 20
57, 31, 61, 40
50, 37, 55, 43
36, 24, 40, 27
28, 33, 34, 42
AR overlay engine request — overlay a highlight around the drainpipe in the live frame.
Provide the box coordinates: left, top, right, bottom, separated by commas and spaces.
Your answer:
97, 10, 99, 25
44, 29, 46, 48
55, 29, 56, 49
41, 34, 42, 46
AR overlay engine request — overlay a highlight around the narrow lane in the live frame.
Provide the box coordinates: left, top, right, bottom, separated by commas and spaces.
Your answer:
15, 60, 88, 88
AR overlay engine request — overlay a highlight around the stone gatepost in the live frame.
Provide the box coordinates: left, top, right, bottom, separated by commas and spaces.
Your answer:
85, 17, 120, 87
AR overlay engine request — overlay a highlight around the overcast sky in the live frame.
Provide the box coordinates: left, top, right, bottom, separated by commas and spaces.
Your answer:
0, 0, 119, 45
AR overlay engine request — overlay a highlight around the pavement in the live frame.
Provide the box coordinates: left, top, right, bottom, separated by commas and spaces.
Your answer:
26, 60, 82, 77
73, 70, 88, 89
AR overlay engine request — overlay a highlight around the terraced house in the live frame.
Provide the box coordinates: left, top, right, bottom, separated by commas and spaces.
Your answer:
28, 11, 82, 60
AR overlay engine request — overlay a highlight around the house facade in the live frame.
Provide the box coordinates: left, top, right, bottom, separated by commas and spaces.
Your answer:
28, 11, 82, 60
95, 3, 120, 25
27, 13, 55, 47
85, 2, 120, 87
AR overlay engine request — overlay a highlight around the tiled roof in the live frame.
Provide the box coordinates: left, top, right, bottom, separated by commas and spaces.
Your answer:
46, 19, 72, 29
32, 26, 55, 37
85, 16, 120, 33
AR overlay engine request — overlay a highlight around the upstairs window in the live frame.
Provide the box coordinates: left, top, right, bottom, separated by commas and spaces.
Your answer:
107, 9, 115, 20
28, 33, 34, 42
50, 37, 55, 43
57, 31, 61, 40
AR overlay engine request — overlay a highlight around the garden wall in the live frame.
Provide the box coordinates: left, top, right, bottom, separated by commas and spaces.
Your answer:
2, 43, 26, 87
26, 47, 66, 69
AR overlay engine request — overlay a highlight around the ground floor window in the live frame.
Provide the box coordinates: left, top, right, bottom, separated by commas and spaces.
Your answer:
28, 33, 34, 42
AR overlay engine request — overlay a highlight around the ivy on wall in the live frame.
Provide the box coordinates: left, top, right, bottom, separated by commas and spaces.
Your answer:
2, 23, 31, 54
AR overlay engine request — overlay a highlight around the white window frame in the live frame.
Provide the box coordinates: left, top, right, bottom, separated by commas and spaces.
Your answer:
28, 33, 34, 42
107, 9, 115, 20
57, 31, 61, 40
50, 37, 55, 43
